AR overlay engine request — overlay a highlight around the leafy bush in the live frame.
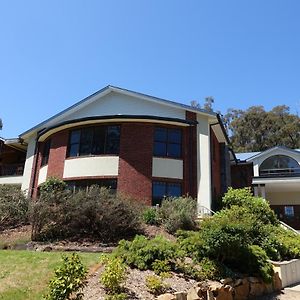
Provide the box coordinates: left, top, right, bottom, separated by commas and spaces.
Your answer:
241, 245, 274, 283
44, 253, 87, 300
105, 293, 127, 300
0, 184, 29, 230
114, 235, 180, 271
142, 207, 159, 225
31, 185, 142, 242
145, 275, 167, 295
39, 177, 67, 194
151, 259, 171, 275
100, 257, 127, 294
158, 196, 197, 233
222, 187, 278, 225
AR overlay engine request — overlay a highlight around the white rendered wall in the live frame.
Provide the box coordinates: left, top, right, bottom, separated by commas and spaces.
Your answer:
63, 156, 119, 178
152, 158, 183, 179
38, 165, 48, 185
21, 136, 36, 194
63, 92, 185, 121
0, 176, 23, 185
197, 115, 212, 211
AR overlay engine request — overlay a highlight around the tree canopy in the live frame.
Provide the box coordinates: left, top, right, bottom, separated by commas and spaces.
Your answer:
223, 105, 300, 152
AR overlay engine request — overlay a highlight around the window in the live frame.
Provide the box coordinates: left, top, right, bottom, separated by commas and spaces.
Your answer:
259, 155, 300, 176
153, 127, 182, 158
284, 206, 294, 218
152, 181, 182, 206
66, 179, 117, 193
41, 139, 51, 166
67, 125, 120, 157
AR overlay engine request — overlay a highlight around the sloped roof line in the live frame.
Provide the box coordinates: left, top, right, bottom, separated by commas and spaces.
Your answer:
20, 85, 217, 138
242, 146, 300, 161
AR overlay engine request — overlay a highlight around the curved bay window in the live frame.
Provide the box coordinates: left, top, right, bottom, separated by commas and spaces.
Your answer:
67, 125, 120, 157
259, 155, 300, 177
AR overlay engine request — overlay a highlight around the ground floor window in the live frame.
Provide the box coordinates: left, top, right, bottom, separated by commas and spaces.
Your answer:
284, 206, 295, 218
66, 179, 117, 193
152, 181, 182, 206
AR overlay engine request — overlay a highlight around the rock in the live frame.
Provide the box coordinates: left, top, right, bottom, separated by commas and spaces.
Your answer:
215, 285, 233, 300
264, 282, 274, 294
273, 272, 282, 291
234, 278, 249, 300
248, 277, 260, 284
187, 286, 202, 300
157, 293, 176, 300
208, 281, 223, 293
43, 246, 53, 252
174, 291, 187, 300
221, 278, 233, 285
249, 281, 265, 297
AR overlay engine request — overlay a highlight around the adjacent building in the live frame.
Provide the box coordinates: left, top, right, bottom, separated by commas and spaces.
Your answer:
236, 146, 300, 228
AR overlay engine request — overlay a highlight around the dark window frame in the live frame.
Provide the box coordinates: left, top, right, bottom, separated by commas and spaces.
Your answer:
41, 139, 51, 166
152, 180, 182, 206
153, 127, 182, 159
66, 178, 117, 193
67, 125, 120, 158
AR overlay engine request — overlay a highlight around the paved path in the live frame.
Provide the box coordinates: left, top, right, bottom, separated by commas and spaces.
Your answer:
257, 285, 300, 300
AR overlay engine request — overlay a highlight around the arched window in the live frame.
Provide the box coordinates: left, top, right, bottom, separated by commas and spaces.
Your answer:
259, 155, 300, 176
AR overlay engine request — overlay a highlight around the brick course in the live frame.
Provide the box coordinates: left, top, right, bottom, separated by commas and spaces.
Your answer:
118, 123, 154, 205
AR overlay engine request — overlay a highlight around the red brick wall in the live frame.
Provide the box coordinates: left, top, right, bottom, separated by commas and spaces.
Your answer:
30, 142, 44, 198
271, 205, 300, 229
47, 130, 69, 179
231, 163, 253, 189
211, 128, 222, 199
118, 123, 154, 204
184, 112, 197, 198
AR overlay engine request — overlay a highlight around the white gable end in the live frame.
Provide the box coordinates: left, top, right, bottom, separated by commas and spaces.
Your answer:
62, 92, 186, 122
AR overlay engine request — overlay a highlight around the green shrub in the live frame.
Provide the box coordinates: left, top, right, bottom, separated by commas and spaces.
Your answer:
222, 187, 278, 225
114, 235, 180, 271
44, 253, 87, 300
158, 196, 197, 233
145, 275, 167, 295
100, 257, 127, 294
197, 258, 227, 281
240, 245, 274, 283
142, 207, 159, 225
31, 186, 142, 242
105, 293, 127, 300
151, 259, 171, 275
0, 184, 29, 230
39, 177, 67, 194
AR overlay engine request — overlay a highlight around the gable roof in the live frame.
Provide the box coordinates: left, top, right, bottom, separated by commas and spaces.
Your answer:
236, 146, 300, 162
20, 85, 218, 139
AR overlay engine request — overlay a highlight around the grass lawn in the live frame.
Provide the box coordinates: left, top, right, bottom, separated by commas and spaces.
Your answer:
0, 250, 100, 300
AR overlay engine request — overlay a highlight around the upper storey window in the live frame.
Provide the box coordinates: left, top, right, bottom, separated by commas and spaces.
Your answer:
259, 155, 300, 176
41, 139, 51, 166
67, 125, 120, 157
154, 127, 182, 158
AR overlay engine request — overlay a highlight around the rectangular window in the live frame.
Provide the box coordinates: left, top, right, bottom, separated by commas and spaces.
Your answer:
67, 125, 120, 157
66, 179, 117, 193
41, 139, 51, 166
153, 127, 182, 158
152, 181, 182, 206
284, 206, 294, 218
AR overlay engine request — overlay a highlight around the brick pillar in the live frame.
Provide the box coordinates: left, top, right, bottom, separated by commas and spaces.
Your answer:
184, 112, 197, 198
118, 123, 153, 204
47, 130, 69, 179
31, 142, 44, 198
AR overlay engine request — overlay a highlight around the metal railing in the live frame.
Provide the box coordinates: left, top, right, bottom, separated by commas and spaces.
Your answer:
198, 205, 215, 218
259, 167, 300, 177
0, 164, 24, 176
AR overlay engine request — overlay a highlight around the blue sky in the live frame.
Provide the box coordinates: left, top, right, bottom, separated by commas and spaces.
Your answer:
1, 0, 300, 137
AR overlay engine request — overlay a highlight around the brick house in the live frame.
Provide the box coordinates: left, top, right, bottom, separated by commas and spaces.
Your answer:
0, 86, 232, 212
